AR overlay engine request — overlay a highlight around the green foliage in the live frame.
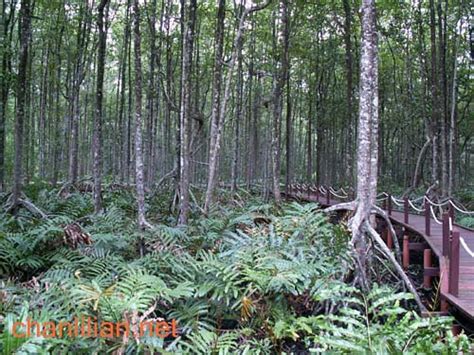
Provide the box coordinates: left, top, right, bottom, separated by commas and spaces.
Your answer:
458, 216, 474, 229
0, 188, 471, 354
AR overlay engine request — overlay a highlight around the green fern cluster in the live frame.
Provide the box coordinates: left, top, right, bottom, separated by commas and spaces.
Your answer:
0, 188, 471, 354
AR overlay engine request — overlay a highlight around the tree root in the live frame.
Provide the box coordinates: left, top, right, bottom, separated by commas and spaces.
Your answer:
371, 205, 402, 262
324, 201, 402, 263
365, 222, 424, 310
323, 200, 421, 307
323, 201, 357, 213
5, 194, 49, 219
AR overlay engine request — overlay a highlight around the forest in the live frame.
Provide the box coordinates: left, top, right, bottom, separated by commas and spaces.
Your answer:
0, 0, 473, 353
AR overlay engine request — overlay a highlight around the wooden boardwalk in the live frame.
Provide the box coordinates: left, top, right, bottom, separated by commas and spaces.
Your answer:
288, 187, 474, 322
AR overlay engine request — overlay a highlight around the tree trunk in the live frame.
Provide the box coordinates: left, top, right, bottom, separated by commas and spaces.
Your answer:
68, 4, 91, 185
343, 0, 354, 185
12, 0, 31, 207
285, 27, 291, 194
437, 0, 448, 195
119, 0, 131, 183
271, 0, 289, 203
133, 0, 149, 228
204, 0, 226, 212
0, 0, 11, 191
350, 0, 378, 289
429, 0, 440, 186
448, 19, 460, 196
306, 90, 313, 181
204, 0, 270, 211
231, 39, 243, 192
145, 0, 158, 188
38, 44, 50, 179
92, 0, 109, 214
177, 0, 196, 225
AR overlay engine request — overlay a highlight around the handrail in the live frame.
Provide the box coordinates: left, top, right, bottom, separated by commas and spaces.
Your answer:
288, 184, 474, 221
288, 183, 473, 304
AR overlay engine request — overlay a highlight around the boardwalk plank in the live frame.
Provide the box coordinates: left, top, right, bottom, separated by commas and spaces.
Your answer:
290, 190, 474, 321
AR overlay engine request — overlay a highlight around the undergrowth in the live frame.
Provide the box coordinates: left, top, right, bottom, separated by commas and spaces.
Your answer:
0, 186, 471, 354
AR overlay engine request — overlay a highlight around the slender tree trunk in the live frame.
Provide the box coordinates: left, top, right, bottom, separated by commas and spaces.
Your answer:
437, 0, 448, 195
12, 0, 31, 206
284, 24, 291, 194
231, 41, 243, 192
204, 0, 225, 211
133, 0, 149, 228
343, 0, 354, 184
271, 0, 289, 203
204, 0, 270, 210
0, 0, 9, 191
68, 4, 91, 185
306, 90, 313, 181
350, 0, 378, 289
429, 0, 440, 186
448, 20, 460, 196
38, 44, 49, 179
178, 0, 196, 225
145, 0, 157, 187
92, 0, 109, 214
119, 0, 131, 183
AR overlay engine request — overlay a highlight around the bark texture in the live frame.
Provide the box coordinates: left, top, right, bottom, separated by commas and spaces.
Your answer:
271, 0, 289, 203
12, 0, 31, 206
133, 0, 150, 229
92, 0, 109, 214
178, 0, 196, 225
350, 0, 379, 289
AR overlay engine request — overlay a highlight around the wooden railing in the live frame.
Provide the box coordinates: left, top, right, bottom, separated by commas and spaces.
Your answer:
287, 183, 474, 300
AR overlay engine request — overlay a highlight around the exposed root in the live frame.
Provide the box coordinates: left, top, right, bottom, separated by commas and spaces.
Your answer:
5, 194, 49, 219
371, 205, 402, 262
365, 222, 424, 310
139, 218, 153, 230
323, 201, 402, 264
323, 201, 357, 213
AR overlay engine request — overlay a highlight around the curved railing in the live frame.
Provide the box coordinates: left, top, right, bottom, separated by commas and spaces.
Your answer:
287, 183, 474, 300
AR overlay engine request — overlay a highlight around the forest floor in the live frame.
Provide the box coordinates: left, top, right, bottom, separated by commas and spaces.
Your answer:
0, 182, 472, 354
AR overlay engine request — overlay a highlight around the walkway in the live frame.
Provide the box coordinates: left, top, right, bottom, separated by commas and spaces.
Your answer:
288, 185, 474, 321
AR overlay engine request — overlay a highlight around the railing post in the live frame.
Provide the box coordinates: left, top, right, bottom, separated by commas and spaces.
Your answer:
307, 184, 311, 199
442, 212, 450, 257
424, 195, 431, 236
388, 194, 392, 216
403, 235, 410, 269
449, 230, 460, 297
316, 186, 319, 202
423, 249, 432, 288
326, 186, 330, 205
404, 197, 409, 224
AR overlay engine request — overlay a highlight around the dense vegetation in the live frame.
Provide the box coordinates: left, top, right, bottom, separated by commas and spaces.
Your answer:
0, 185, 471, 353
1, 0, 473, 353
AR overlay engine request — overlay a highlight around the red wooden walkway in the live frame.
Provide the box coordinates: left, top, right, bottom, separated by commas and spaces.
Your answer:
288, 185, 474, 322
